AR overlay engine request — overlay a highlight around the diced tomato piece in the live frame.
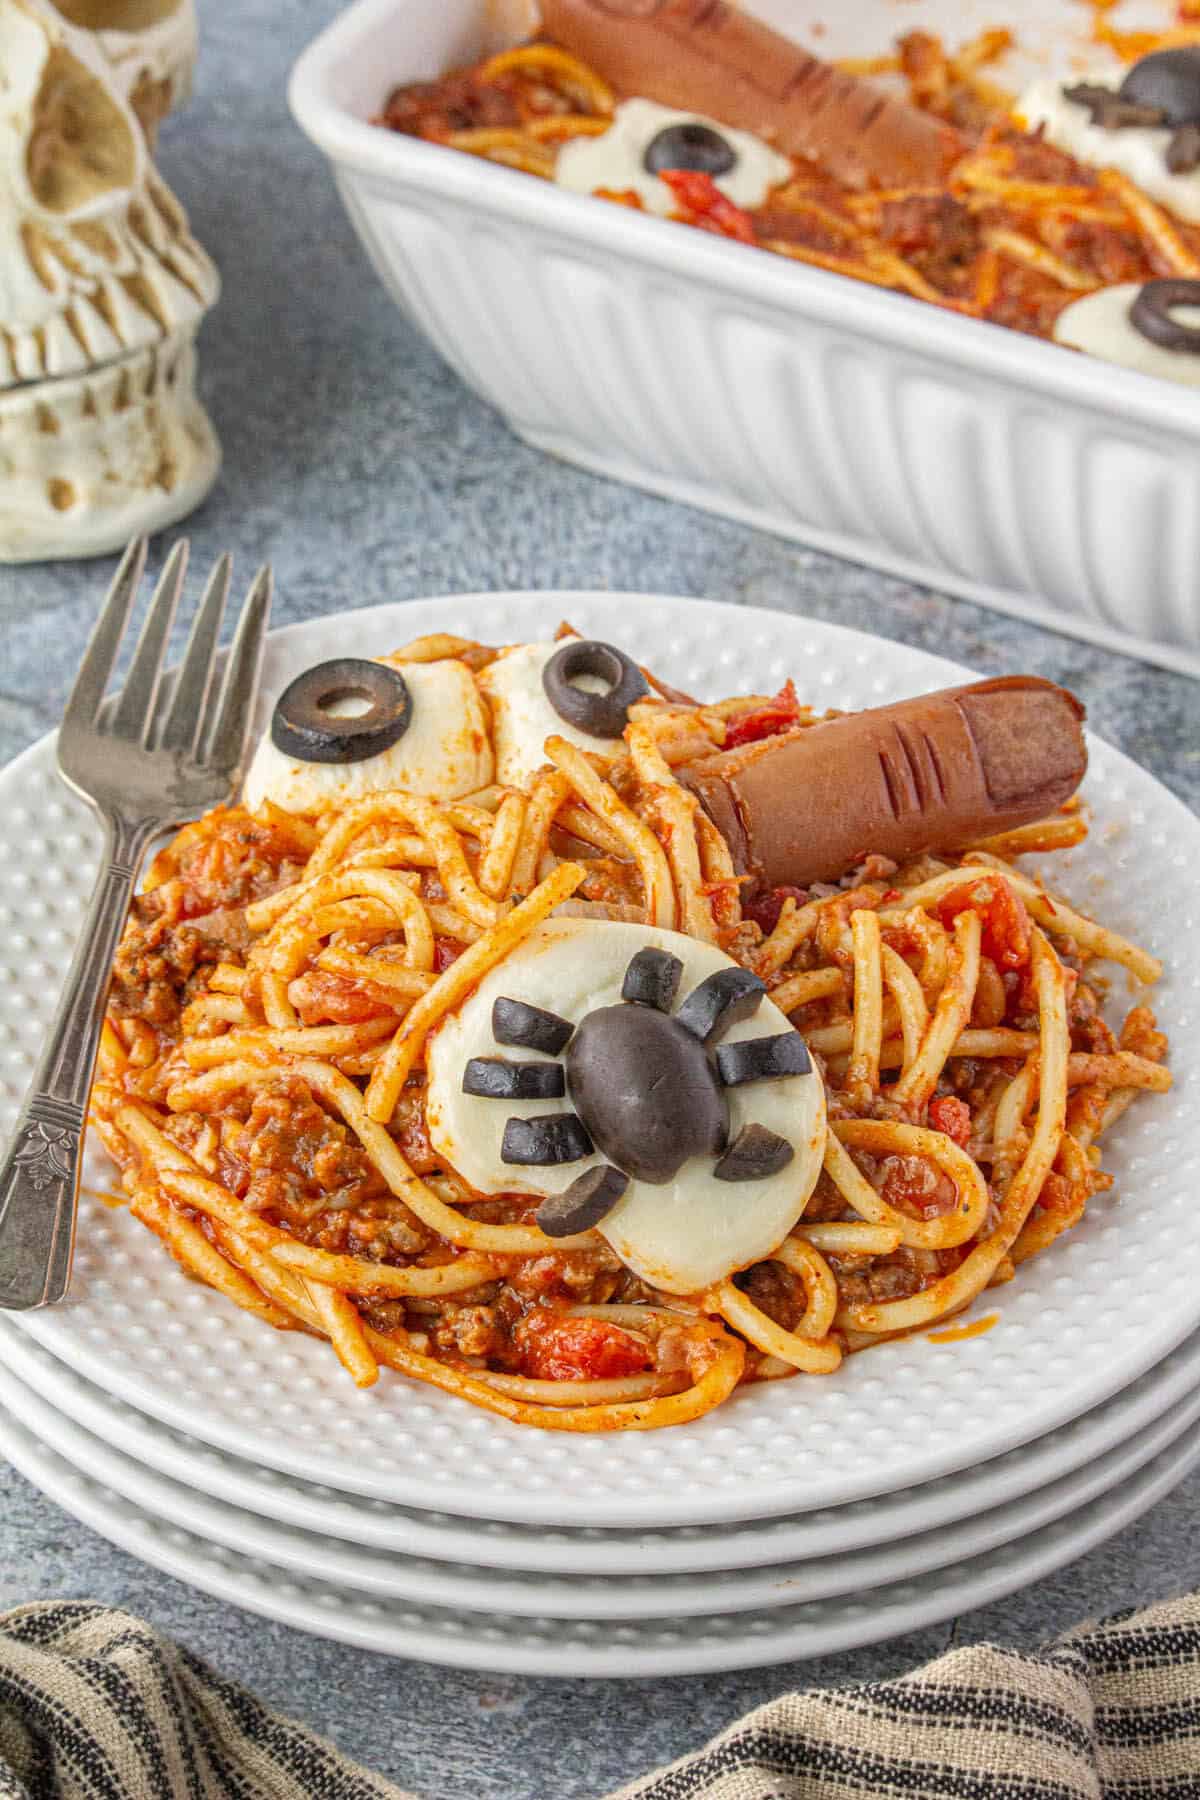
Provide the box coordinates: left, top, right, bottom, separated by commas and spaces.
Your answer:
880, 1154, 957, 1219
659, 169, 757, 244
595, 186, 643, 209
1032, 1169, 1072, 1216
287, 970, 395, 1024
744, 884, 809, 936
723, 681, 806, 751
216, 1143, 251, 1200
391, 1091, 438, 1175
928, 1095, 972, 1149
434, 939, 464, 972
150, 808, 305, 918
935, 875, 1031, 972
515, 1310, 652, 1382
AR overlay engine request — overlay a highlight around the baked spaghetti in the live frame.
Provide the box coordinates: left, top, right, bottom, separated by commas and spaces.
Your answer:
374, 20, 1200, 350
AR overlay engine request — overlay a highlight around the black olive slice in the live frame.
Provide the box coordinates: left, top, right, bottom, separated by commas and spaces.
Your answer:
1062, 81, 1165, 129
270, 658, 412, 765
644, 121, 737, 178
541, 639, 649, 739
463, 1057, 566, 1100
566, 1004, 726, 1184
715, 1031, 812, 1087
536, 1165, 629, 1236
675, 968, 765, 1044
713, 1123, 795, 1182
1167, 123, 1200, 173
1119, 46, 1200, 126
1130, 279, 1200, 352
492, 997, 574, 1056
501, 1114, 593, 1166
621, 947, 683, 1012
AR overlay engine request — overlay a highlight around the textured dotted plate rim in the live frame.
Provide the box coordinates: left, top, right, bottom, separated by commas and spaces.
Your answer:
3, 1346, 1200, 1620
3, 593, 1197, 1529
5, 1314, 1200, 1577
2, 1394, 1198, 1676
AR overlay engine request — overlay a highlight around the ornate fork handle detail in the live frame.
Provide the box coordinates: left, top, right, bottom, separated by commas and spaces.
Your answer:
0, 816, 156, 1310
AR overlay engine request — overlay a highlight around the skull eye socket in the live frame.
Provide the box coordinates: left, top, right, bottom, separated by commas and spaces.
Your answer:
49, 1, 184, 29
27, 45, 138, 215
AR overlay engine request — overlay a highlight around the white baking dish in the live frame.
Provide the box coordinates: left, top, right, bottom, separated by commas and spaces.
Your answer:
289, 0, 1200, 675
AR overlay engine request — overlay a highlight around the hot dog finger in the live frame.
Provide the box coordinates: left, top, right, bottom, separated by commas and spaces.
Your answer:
538, 0, 965, 190
680, 677, 1087, 889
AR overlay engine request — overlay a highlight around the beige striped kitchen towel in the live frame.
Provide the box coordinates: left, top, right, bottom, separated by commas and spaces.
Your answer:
1, 1596, 1198, 1799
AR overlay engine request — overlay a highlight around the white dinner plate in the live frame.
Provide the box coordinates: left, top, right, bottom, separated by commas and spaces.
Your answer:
6, 1317, 1200, 1578
3, 593, 1197, 1527
4, 1354, 1199, 1621
3, 1396, 1198, 1675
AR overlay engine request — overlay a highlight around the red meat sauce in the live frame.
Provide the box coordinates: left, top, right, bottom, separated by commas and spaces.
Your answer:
108, 808, 308, 1033
107, 803, 473, 1043
514, 1310, 652, 1381
659, 168, 757, 243
378, 64, 561, 139
106, 759, 1135, 1377
158, 1054, 659, 1372
288, 969, 397, 1025
722, 680, 807, 751
936, 874, 1032, 972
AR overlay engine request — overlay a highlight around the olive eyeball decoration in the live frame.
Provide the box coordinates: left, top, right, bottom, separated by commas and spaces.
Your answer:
1118, 47, 1200, 127
553, 97, 792, 219
1131, 278, 1200, 352
541, 639, 648, 740
1054, 280, 1200, 386
478, 639, 641, 789
242, 653, 494, 812
1021, 49, 1200, 214
426, 919, 827, 1294
270, 659, 412, 764
643, 121, 737, 179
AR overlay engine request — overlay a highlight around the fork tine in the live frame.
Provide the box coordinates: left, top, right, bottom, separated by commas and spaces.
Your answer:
204, 564, 272, 777
65, 537, 147, 727
157, 552, 231, 754
109, 539, 190, 742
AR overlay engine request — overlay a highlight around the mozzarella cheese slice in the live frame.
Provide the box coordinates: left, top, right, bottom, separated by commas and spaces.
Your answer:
477, 641, 627, 790
426, 918, 827, 1294
1016, 74, 1200, 224
1054, 282, 1200, 387
243, 657, 494, 813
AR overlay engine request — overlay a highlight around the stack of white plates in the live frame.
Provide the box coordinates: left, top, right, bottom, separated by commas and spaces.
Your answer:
1, 595, 1198, 1676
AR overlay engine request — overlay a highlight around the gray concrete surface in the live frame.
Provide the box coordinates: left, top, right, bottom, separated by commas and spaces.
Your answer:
0, 5, 1197, 1796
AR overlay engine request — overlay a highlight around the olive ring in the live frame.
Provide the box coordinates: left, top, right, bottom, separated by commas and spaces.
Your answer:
1130, 279, 1200, 353
1119, 46, 1200, 127
271, 658, 413, 764
541, 640, 649, 739
644, 121, 737, 179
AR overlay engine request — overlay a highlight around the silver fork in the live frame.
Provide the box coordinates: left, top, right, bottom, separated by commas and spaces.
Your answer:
0, 538, 271, 1311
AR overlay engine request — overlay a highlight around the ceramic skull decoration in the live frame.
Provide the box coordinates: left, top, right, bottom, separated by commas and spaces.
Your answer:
42, 0, 197, 140
0, 0, 220, 560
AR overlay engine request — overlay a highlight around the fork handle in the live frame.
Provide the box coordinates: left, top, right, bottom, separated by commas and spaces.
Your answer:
0, 816, 155, 1310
